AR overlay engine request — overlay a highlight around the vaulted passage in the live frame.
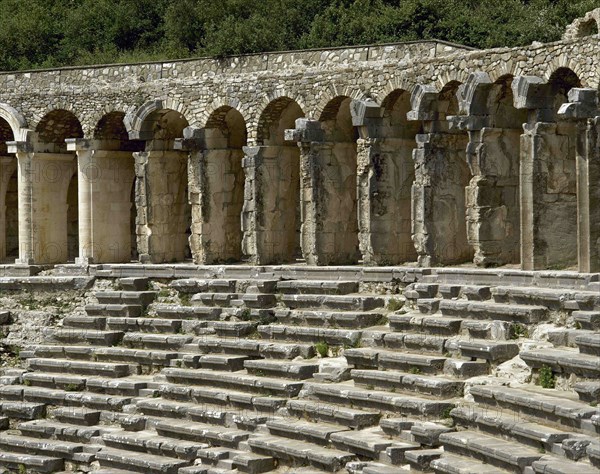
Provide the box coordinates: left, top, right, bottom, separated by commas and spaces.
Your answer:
0, 117, 17, 263
519, 68, 581, 270
316, 96, 359, 264
28, 109, 82, 264
412, 82, 473, 266
245, 97, 303, 264
357, 90, 421, 265
134, 109, 191, 264
195, 106, 247, 264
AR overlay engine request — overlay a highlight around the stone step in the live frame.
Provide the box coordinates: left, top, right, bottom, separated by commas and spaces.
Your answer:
199, 353, 253, 372
0, 401, 46, 420
416, 298, 441, 314
491, 286, 600, 310
356, 462, 407, 474
274, 309, 385, 329
439, 300, 547, 323
330, 427, 420, 462
439, 430, 543, 471
238, 293, 278, 308
191, 336, 315, 359
409, 421, 455, 447
575, 333, 600, 356
344, 348, 448, 374
389, 313, 462, 336
136, 398, 269, 430
122, 332, 194, 350
547, 328, 597, 348
171, 279, 237, 294
53, 407, 101, 426
153, 305, 223, 320
573, 311, 600, 330
588, 442, 600, 468
244, 359, 320, 380
286, 399, 380, 429
15, 385, 133, 412
95, 447, 188, 474
0, 434, 85, 459
281, 294, 385, 311
190, 293, 242, 307
45, 329, 125, 346
276, 280, 359, 295
162, 368, 304, 397
304, 382, 454, 417
266, 418, 349, 444
23, 372, 148, 400
520, 348, 600, 378
210, 321, 258, 338
153, 418, 250, 448
461, 319, 514, 340
404, 449, 443, 471
18, 419, 101, 443
248, 434, 356, 471
119, 277, 149, 291
377, 332, 448, 354
193, 445, 276, 473
158, 383, 288, 412
62, 315, 107, 330
574, 382, 600, 403
85, 303, 143, 317
95, 290, 157, 308
0, 451, 64, 473
107, 317, 183, 333
532, 456, 599, 474
95, 347, 180, 368
470, 385, 599, 432
404, 283, 439, 299
351, 369, 464, 397
258, 325, 362, 347
454, 339, 519, 363
28, 358, 131, 377
450, 406, 571, 450
430, 453, 511, 473
102, 429, 209, 460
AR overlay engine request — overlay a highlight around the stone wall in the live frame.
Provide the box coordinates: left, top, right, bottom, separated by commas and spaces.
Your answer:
0, 11, 598, 271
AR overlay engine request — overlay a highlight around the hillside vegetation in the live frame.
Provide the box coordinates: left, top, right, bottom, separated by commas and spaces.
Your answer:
0, 0, 596, 71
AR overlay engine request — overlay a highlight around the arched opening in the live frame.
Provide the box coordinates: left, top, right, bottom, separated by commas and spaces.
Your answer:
0, 116, 17, 263
576, 18, 598, 38
33, 109, 82, 263
133, 108, 191, 264
91, 111, 143, 263
364, 89, 421, 264
317, 96, 359, 264
531, 68, 581, 269
414, 82, 473, 265
466, 75, 527, 267
201, 106, 247, 263
255, 97, 304, 263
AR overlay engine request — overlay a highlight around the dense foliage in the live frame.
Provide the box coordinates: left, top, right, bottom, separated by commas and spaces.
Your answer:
0, 0, 596, 71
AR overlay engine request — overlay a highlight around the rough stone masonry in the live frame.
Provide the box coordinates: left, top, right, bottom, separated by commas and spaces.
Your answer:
0, 9, 598, 272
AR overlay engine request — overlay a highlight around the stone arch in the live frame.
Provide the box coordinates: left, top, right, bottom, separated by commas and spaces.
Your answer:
313, 87, 367, 121
358, 88, 421, 264
253, 96, 305, 263
195, 105, 247, 263
128, 103, 192, 263
548, 67, 582, 112
317, 95, 360, 264
0, 115, 17, 262
0, 103, 28, 142
35, 109, 84, 153
124, 99, 191, 141
563, 8, 600, 41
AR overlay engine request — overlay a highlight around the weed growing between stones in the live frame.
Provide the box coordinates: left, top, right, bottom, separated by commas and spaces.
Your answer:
387, 298, 403, 312
539, 365, 556, 389
315, 341, 329, 358
511, 324, 529, 339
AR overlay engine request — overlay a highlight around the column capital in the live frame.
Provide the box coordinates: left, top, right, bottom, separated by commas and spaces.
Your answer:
284, 118, 324, 143
6, 141, 32, 154
558, 88, 599, 120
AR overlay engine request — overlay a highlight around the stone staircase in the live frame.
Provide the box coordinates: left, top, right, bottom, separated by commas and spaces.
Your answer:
0, 268, 597, 473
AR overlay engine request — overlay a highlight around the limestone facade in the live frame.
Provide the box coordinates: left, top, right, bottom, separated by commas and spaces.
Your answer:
0, 10, 598, 271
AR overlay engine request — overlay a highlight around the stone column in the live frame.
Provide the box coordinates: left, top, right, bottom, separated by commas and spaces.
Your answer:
0, 156, 17, 261
241, 146, 264, 264
285, 119, 331, 265
558, 88, 600, 273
